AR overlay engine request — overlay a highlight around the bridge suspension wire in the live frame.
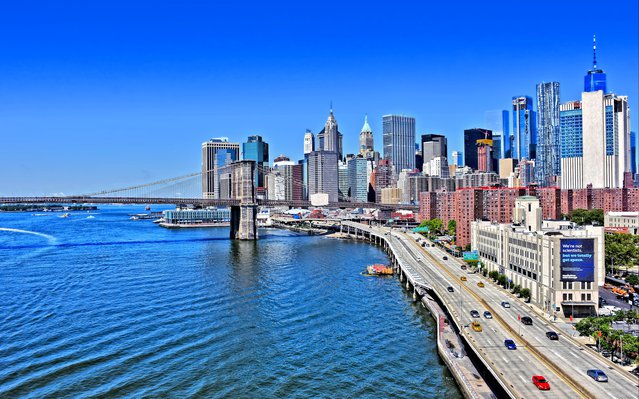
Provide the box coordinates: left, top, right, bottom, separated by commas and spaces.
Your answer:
80, 172, 202, 198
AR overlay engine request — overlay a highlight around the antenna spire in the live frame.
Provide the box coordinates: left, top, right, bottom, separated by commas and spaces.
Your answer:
593, 34, 597, 69
330, 100, 333, 114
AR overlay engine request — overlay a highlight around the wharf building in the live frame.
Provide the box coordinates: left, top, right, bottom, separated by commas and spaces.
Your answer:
535, 82, 561, 187
383, 115, 416, 174
471, 196, 603, 318
202, 138, 240, 199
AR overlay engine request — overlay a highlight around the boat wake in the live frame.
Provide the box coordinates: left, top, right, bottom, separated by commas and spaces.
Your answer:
0, 227, 57, 245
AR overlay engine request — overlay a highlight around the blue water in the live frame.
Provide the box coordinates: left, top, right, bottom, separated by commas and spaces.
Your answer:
0, 206, 461, 398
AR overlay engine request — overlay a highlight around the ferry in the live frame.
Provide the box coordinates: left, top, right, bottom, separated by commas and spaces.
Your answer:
364, 264, 394, 276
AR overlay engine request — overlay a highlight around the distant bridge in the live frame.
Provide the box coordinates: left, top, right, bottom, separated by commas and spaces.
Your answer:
0, 196, 419, 212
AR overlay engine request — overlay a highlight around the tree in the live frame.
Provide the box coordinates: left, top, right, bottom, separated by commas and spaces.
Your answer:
489, 271, 499, 281
570, 208, 604, 226
520, 288, 531, 301
626, 273, 639, 287
464, 243, 471, 251
447, 220, 457, 237
512, 284, 521, 295
497, 274, 507, 287
605, 233, 639, 274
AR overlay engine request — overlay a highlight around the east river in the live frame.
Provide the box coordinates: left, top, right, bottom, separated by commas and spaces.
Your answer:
0, 206, 461, 398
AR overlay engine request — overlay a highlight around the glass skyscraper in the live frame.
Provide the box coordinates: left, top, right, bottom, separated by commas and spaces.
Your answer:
242, 135, 269, 188
631, 131, 637, 175
535, 82, 561, 187
512, 96, 536, 161
382, 115, 416, 173
347, 157, 369, 202
485, 110, 509, 158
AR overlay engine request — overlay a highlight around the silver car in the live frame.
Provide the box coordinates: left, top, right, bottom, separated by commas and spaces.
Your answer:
587, 369, 608, 382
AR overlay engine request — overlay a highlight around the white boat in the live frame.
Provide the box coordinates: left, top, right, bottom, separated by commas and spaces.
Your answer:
60, 213, 70, 218
87, 215, 95, 219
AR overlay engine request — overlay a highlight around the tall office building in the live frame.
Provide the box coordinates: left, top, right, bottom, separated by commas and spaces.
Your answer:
383, 115, 416, 173
359, 115, 374, 157
560, 92, 631, 189
584, 35, 607, 93
512, 96, 536, 160
317, 108, 343, 159
485, 110, 509, 158
347, 156, 369, 202
464, 128, 492, 170
338, 161, 349, 199
421, 134, 447, 166
535, 82, 561, 187
307, 150, 339, 203
631, 131, 637, 176
202, 138, 240, 199
303, 129, 315, 155
373, 158, 395, 203
477, 139, 493, 172
451, 151, 463, 167
242, 135, 269, 188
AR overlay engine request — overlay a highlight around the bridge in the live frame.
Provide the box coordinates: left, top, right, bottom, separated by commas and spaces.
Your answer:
0, 161, 418, 240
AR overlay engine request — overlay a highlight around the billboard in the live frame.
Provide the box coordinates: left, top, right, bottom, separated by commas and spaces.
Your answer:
463, 250, 479, 261
559, 238, 595, 282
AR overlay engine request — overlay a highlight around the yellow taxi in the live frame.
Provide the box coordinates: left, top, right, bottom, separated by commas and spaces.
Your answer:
460, 276, 467, 282
471, 321, 482, 332
477, 281, 485, 288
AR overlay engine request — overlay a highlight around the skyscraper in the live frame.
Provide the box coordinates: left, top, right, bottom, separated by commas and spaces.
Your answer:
476, 139, 493, 172
383, 115, 416, 173
317, 107, 343, 159
373, 158, 395, 203
631, 131, 637, 176
560, 91, 630, 189
535, 82, 561, 187
347, 156, 369, 202
202, 138, 240, 199
242, 135, 269, 188
307, 150, 339, 203
512, 96, 536, 160
451, 151, 463, 167
584, 35, 607, 93
464, 128, 492, 170
338, 161, 349, 199
485, 110, 509, 158
359, 115, 374, 157
421, 134, 447, 166
303, 129, 314, 155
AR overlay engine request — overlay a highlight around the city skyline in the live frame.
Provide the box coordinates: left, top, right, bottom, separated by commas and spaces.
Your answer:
0, 1, 637, 195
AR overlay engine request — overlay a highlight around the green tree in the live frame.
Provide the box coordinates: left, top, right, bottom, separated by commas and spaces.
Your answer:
489, 271, 499, 281
497, 274, 508, 287
570, 208, 604, 226
512, 284, 521, 295
447, 220, 457, 237
464, 243, 471, 251
626, 274, 639, 287
520, 288, 531, 301
605, 233, 639, 274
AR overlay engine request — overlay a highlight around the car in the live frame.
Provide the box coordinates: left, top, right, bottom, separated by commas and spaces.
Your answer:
532, 375, 550, 390
521, 316, 533, 325
546, 331, 559, 340
447, 286, 454, 293
501, 301, 510, 308
460, 276, 467, 282
477, 281, 485, 288
470, 310, 480, 318
431, 244, 435, 247
461, 265, 467, 270
586, 369, 608, 382
471, 321, 482, 332
504, 339, 517, 350
483, 311, 493, 319
443, 256, 448, 260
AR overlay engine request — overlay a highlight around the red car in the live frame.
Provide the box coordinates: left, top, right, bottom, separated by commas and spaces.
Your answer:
532, 375, 550, 390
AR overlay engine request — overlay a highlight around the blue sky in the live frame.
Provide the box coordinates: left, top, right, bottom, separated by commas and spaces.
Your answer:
0, 1, 637, 195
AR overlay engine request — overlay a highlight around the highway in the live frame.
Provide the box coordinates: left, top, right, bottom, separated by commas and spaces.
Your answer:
343, 222, 639, 399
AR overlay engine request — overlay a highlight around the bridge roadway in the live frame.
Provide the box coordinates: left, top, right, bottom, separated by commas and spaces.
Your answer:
0, 196, 418, 211
342, 221, 639, 399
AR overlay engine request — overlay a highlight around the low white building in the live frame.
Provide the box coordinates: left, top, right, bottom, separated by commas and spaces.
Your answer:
471, 196, 604, 318
604, 212, 639, 234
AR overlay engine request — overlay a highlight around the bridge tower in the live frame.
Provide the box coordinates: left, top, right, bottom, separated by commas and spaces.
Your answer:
227, 160, 258, 240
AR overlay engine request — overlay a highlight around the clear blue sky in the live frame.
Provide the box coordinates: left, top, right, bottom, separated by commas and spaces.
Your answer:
1, 1, 637, 196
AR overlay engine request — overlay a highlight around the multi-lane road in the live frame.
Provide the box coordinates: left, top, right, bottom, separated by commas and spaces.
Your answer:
344, 222, 639, 399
